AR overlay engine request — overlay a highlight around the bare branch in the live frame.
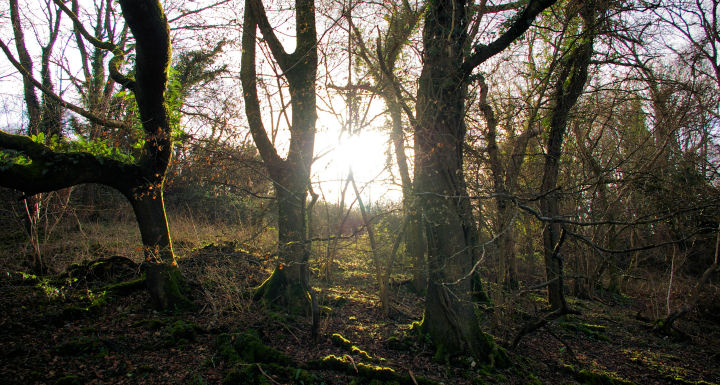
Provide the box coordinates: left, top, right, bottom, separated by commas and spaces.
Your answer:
0, 39, 129, 129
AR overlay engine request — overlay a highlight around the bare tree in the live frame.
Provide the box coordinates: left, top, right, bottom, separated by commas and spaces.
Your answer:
241, 0, 318, 316
414, 0, 556, 361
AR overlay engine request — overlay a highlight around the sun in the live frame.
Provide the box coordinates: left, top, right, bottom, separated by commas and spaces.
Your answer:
312, 128, 401, 203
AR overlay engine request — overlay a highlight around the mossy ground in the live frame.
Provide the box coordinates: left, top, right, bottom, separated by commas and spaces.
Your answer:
0, 239, 718, 384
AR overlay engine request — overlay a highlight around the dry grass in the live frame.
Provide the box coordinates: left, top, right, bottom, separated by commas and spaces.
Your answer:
0, 204, 280, 321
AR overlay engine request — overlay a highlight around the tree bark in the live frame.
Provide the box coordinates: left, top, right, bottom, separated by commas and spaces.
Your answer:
253, 167, 314, 314
539, 2, 599, 310
415, 0, 493, 362
413, 0, 556, 362
0, 0, 189, 310
9, 0, 41, 135
388, 98, 426, 294
241, 0, 317, 315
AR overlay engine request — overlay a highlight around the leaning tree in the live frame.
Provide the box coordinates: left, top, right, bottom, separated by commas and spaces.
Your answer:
0, 0, 190, 309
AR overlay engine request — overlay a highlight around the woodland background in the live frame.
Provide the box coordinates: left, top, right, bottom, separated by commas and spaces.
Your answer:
0, 0, 719, 384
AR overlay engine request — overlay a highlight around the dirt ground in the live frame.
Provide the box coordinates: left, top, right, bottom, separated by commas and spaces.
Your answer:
1, 242, 718, 385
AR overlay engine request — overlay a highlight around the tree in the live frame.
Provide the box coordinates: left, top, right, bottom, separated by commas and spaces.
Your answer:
538, 1, 604, 311
241, 0, 318, 315
0, 0, 191, 310
346, 0, 427, 293
6, 0, 66, 271
413, 0, 556, 361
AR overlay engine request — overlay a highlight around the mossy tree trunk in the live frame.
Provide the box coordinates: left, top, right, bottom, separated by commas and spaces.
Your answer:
538, 2, 600, 311
414, 0, 557, 361
126, 185, 191, 310
241, 0, 317, 315
0, 0, 190, 310
254, 167, 313, 314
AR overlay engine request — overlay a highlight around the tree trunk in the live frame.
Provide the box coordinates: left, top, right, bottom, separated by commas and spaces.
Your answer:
496, 199, 518, 289
254, 169, 313, 315
1, 0, 188, 311
126, 185, 192, 310
241, 0, 317, 317
539, 3, 598, 310
479, 76, 522, 290
414, 0, 501, 362
388, 98, 426, 294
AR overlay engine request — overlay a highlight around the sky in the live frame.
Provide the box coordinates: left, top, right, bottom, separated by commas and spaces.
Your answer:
0, 0, 405, 205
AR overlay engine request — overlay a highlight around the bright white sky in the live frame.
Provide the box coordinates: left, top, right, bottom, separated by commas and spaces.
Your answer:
312, 119, 403, 204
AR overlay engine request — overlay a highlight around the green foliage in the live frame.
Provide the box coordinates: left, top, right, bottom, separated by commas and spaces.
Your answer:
18, 272, 78, 300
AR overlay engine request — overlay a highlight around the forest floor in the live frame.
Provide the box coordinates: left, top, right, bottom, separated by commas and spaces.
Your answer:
1, 241, 719, 385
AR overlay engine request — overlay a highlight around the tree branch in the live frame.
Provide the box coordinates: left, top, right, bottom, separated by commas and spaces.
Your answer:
0, 131, 140, 195
247, 0, 292, 70
463, 0, 558, 73
240, 0, 282, 167
0, 39, 129, 129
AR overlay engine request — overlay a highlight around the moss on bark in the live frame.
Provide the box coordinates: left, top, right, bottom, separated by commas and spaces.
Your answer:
253, 266, 312, 316
144, 263, 194, 311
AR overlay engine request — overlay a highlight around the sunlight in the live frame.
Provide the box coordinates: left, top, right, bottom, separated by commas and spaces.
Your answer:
313, 126, 401, 203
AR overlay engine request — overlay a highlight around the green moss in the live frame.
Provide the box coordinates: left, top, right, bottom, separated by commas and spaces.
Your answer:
328, 295, 347, 308
218, 337, 323, 385
216, 330, 293, 366
319, 305, 333, 315
165, 266, 195, 311
433, 344, 449, 364
479, 332, 510, 369
102, 277, 146, 296
145, 263, 195, 311
408, 321, 423, 334
385, 336, 413, 351
306, 355, 438, 385
163, 320, 200, 346
559, 321, 610, 341
223, 354, 325, 385
331, 333, 353, 349
312, 355, 396, 380
254, 268, 312, 315
331, 333, 374, 361
527, 373, 543, 385
563, 364, 636, 385
624, 349, 714, 385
